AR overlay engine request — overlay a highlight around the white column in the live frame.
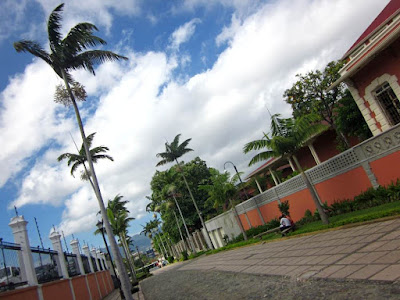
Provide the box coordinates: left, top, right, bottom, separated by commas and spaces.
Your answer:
255, 178, 264, 192
100, 253, 108, 270
8, 216, 38, 285
308, 143, 321, 165
91, 248, 101, 271
49, 231, 69, 279
288, 157, 296, 171
70, 239, 85, 275
269, 168, 279, 186
82, 245, 94, 273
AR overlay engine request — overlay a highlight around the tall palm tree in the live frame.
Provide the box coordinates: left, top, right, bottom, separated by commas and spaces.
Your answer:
13, 5, 131, 297
156, 134, 214, 249
57, 132, 113, 182
244, 113, 330, 224
107, 203, 136, 282
158, 168, 196, 252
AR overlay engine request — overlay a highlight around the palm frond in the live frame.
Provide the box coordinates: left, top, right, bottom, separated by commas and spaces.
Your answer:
248, 151, 276, 166
62, 23, 105, 54
70, 50, 128, 75
47, 3, 64, 52
243, 138, 270, 153
13, 41, 52, 65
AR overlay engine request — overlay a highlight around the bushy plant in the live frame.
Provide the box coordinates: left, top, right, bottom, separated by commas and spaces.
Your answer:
297, 209, 313, 225
180, 250, 188, 261
278, 201, 290, 215
167, 256, 174, 264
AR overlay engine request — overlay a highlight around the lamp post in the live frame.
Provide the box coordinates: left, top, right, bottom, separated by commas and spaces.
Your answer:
96, 220, 122, 294
224, 161, 249, 200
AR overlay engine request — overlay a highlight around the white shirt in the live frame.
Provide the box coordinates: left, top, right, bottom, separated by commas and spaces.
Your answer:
280, 217, 291, 227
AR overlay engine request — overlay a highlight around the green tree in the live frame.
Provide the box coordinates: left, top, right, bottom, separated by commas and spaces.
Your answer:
243, 113, 330, 224
13, 4, 131, 297
284, 61, 350, 149
199, 168, 237, 211
57, 132, 113, 182
106, 195, 136, 281
156, 135, 214, 249
333, 89, 372, 144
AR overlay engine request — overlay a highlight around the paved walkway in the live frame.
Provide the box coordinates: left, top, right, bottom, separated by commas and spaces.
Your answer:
179, 217, 400, 281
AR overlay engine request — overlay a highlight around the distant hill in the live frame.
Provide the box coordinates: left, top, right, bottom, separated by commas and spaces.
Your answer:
129, 234, 152, 252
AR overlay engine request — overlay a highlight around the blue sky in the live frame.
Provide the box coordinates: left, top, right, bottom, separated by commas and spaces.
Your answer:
0, 0, 389, 250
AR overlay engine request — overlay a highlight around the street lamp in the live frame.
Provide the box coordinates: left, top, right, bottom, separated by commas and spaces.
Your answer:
96, 220, 121, 292
224, 161, 249, 200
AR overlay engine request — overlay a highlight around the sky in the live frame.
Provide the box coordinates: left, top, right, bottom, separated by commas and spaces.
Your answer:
0, 0, 390, 250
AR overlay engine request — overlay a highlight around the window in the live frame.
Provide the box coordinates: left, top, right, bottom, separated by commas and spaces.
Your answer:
374, 82, 400, 125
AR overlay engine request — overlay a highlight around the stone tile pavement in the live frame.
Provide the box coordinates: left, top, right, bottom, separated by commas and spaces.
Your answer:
179, 218, 400, 282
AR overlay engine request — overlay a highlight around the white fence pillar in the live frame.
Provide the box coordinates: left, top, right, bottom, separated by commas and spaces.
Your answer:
49, 231, 69, 279
70, 239, 85, 275
97, 250, 105, 270
91, 248, 101, 271
82, 245, 94, 273
8, 216, 38, 285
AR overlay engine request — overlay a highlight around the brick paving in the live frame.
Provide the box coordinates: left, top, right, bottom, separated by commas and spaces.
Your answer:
178, 218, 400, 282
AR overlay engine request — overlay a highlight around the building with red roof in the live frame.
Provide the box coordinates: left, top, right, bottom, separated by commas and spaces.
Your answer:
331, 0, 400, 136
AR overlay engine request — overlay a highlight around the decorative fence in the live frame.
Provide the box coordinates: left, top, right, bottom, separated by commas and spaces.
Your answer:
31, 247, 60, 284
1, 215, 114, 299
205, 123, 400, 248
0, 240, 25, 292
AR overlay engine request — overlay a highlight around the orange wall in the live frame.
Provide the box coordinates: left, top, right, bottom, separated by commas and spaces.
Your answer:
96, 272, 107, 297
315, 167, 372, 205
104, 270, 113, 291
259, 201, 281, 222
71, 276, 90, 300
0, 286, 38, 300
42, 279, 73, 300
239, 214, 250, 231
87, 273, 101, 300
370, 151, 400, 186
246, 209, 263, 227
282, 189, 316, 222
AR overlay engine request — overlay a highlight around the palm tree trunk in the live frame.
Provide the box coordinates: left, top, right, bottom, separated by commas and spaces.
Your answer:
174, 159, 215, 249
172, 193, 196, 252
172, 210, 187, 251
61, 70, 133, 300
157, 230, 169, 257
292, 155, 329, 224
121, 233, 137, 282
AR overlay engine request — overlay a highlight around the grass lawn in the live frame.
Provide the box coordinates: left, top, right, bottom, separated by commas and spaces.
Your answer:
203, 201, 400, 256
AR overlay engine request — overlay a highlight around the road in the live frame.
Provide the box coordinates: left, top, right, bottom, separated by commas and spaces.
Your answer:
140, 217, 400, 299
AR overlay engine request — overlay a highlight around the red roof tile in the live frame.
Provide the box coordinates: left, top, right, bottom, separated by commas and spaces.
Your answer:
346, 0, 400, 55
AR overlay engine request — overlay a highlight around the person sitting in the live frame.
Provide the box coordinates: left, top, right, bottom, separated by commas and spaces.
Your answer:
279, 215, 292, 236
284, 214, 295, 230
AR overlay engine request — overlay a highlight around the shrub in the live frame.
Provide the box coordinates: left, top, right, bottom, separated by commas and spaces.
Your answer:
180, 251, 188, 261
278, 200, 290, 216
167, 256, 174, 264
297, 209, 313, 225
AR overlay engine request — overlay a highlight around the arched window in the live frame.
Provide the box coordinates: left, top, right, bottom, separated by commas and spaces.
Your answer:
374, 82, 400, 125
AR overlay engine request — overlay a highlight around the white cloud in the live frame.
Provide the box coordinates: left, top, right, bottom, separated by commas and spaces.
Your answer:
169, 18, 201, 51
0, 0, 29, 43
2, 0, 391, 237
35, 0, 141, 34
0, 60, 75, 187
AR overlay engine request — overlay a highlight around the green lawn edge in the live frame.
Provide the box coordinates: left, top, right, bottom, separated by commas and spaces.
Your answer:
198, 202, 400, 256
